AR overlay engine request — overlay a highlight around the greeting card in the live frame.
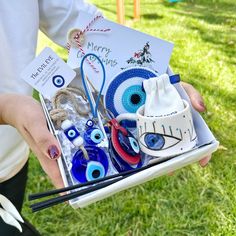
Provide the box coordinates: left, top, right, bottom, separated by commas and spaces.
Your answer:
67, 12, 174, 93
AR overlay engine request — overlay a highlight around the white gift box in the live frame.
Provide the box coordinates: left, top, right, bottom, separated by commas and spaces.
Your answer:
40, 67, 218, 209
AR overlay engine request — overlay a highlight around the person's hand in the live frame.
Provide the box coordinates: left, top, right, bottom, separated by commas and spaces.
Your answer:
0, 94, 64, 189
181, 82, 211, 167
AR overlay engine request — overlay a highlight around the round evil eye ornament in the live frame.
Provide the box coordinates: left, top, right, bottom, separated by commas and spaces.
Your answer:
84, 128, 104, 145
104, 67, 158, 119
71, 146, 109, 183
52, 75, 65, 88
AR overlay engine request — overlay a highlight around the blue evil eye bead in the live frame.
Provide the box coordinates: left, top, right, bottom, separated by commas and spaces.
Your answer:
144, 133, 165, 150
90, 129, 104, 143
64, 127, 80, 141
118, 130, 140, 156
52, 75, 65, 88
85, 161, 105, 181
84, 128, 104, 145
128, 137, 140, 154
71, 146, 109, 183
122, 85, 146, 113
61, 120, 83, 146
86, 119, 94, 128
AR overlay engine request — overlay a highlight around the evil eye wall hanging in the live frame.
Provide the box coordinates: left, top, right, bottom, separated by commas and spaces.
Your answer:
108, 118, 143, 172
69, 53, 110, 183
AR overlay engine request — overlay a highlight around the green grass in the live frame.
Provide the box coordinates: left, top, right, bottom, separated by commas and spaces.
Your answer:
23, 0, 236, 235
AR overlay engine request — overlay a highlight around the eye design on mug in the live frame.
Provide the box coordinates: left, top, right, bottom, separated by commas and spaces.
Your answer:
52, 75, 65, 88
90, 129, 104, 144
140, 132, 182, 151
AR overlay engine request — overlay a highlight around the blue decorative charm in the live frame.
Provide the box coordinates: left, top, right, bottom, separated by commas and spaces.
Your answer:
71, 146, 109, 183
64, 126, 80, 142
84, 128, 104, 145
52, 75, 65, 88
108, 118, 143, 172
86, 119, 94, 128
61, 120, 83, 147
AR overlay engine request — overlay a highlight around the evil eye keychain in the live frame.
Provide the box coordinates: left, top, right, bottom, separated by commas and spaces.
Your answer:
70, 53, 109, 183
107, 117, 143, 172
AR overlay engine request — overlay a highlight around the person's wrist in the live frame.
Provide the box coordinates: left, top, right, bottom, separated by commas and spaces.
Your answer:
0, 93, 14, 125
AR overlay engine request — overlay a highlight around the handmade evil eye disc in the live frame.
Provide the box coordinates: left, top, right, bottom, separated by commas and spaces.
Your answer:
86, 161, 105, 181
64, 127, 80, 141
122, 85, 146, 113
90, 129, 104, 144
104, 67, 158, 117
52, 75, 65, 88
128, 137, 140, 154
144, 133, 165, 150
72, 146, 109, 182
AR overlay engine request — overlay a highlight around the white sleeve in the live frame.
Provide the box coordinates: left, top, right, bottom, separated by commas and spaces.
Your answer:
39, 0, 100, 47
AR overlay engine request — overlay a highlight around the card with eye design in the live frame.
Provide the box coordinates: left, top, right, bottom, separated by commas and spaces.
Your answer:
67, 11, 174, 93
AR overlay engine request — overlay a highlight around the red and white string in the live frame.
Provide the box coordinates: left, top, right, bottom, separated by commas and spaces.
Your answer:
67, 15, 111, 73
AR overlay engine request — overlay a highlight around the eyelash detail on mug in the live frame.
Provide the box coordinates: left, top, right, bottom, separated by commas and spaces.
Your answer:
187, 119, 197, 142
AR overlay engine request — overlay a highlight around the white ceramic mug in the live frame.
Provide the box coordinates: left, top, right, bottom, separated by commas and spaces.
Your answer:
116, 100, 197, 157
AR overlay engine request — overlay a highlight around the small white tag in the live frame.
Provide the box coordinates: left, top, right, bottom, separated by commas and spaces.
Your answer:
20, 47, 76, 99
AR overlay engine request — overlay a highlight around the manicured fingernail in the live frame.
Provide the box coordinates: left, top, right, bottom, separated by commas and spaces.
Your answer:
199, 101, 206, 110
48, 145, 60, 159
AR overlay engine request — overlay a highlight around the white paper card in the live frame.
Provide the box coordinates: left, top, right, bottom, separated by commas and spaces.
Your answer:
21, 47, 76, 99
67, 12, 174, 93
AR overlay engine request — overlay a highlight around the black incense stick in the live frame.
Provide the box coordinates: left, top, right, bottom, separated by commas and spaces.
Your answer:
30, 176, 129, 212
29, 159, 168, 201
29, 158, 172, 212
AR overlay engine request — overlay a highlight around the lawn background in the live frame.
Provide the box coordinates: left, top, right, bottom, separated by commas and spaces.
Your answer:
23, 0, 236, 235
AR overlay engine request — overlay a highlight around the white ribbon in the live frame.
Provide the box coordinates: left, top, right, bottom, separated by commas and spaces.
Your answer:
0, 194, 24, 232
